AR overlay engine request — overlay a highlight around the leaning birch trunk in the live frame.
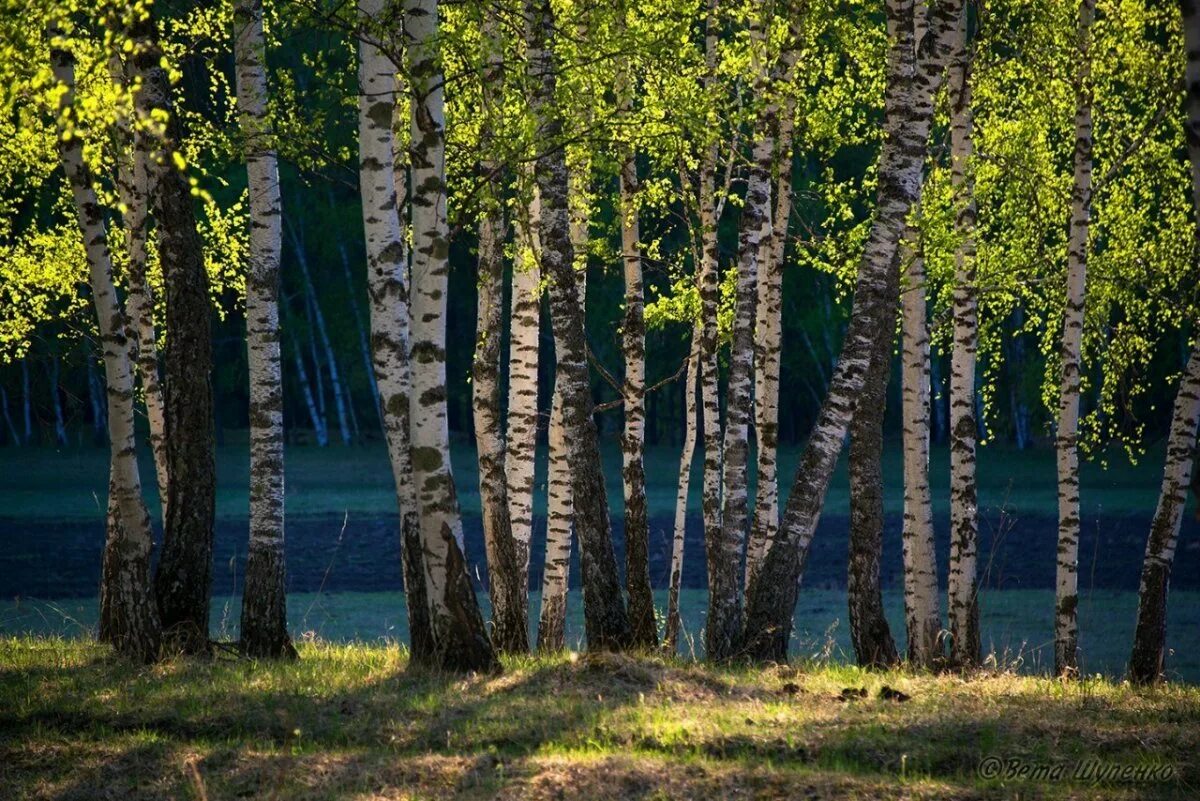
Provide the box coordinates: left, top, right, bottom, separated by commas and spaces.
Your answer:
946, 2, 982, 670
847, 269, 900, 668
51, 37, 161, 664
1053, 0, 1095, 677
527, 0, 632, 651
666, 331, 700, 652
234, 0, 295, 660
696, 0, 724, 643
109, 56, 168, 517
747, 40, 799, 589
507, 177, 540, 601
1129, 338, 1200, 682
741, 0, 960, 663
472, 7, 528, 654
710, 9, 773, 661
129, 11, 217, 656
616, 51, 656, 648
355, 0, 433, 664
405, 0, 498, 672
1128, 0, 1200, 685
899, 229, 942, 667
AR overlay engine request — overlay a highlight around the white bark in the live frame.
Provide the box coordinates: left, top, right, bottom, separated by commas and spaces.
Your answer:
666, 330, 700, 652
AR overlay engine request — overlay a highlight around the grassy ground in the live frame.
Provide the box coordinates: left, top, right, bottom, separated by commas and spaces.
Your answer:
1, 638, 1196, 800
0, 437, 1168, 521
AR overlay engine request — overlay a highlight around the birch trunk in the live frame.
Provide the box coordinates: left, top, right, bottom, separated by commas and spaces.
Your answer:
710, 9, 773, 661
747, 39, 800, 589
51, 37, 160, 663
47, 356, 66, 446
1, 386, 18, 445
1128, 0, 1200, 684
506, 181, 540, 618
472, 6, 528, 654
234, 0, 294, 660
128, 12, 217, 656
109, 56, 168, 515
21, 360, 32, 444
947, 2, 982, 671
290, 326, 328, 447
848, 267, 900, 668
527, 0, 632, 651
1129, 338, 1200, 682
405, 0, 499, 672
666, 331, 700, 652
617, 53, 656, 648
338, 241, 381, 414
899, 230, 942, 667
697, 0, 724, 650
1053, 0, 1095, 677
355, 0, 433, 664
741, 0, 960, 663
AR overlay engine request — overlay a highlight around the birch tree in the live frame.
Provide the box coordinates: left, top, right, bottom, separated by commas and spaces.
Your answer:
234, 0, 294, 660
666, 333, 699, 652
50, 34, 161, 664
125, 7, 217, 655
472, 6, 527, 654
1128, 0, 1200, 685
527, 0, 632, 651
1053, 0, 1095, 677
355, 0, 432, 664
742, 0, 961, 663
946, 0, 981, 671
405, 0, 498, 672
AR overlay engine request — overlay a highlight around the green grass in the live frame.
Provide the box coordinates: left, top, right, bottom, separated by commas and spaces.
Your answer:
0, 435, 1168, 521
7, 588, 1200, 683
1, 638, 1196, 800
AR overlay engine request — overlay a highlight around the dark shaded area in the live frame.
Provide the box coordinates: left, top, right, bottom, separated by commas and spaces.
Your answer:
3, 509, 1196, 600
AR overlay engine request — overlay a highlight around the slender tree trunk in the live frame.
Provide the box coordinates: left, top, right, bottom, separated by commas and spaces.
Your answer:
507, 180, 540, 625
355, 0, 433, 665
405, 0, 499, 672
1128, 0, 1200, 685
46, 356, 66, 446
527, 0, 632, 651
710, 9, 774, 661
616, 46, 656, 648
666, 331, 700, 652
85, 344, 107, 442
234, 0, 294, 660
1, 386, 19, 445
899, 230, 942, 667
1053, 0, 1095, 677
338, 240, 381, 415
21, 359, 32, 444
289, 322, 328, 446
741, 0, 960, 663
289, 223, 351, 446
697, 0, 725, 656
110, 55, 169, 515
472, 6, 528, 654
127, 12, 217, 655
946, 1, 982, 671
1129, 338, 1200, 682
747, 37, 800, 589
51, 36, 160, 663
848, 267, 900, 668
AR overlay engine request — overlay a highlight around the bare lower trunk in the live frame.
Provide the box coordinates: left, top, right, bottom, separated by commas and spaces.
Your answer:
51, 37, 160, 663
234, 0, 294, 660
47, 356, 66, 446
406, 0, 498, 672
1053, 0, 1095, 677
848, 276, 899, 669
506, 182, 540, 610
899, 230, 941, 668
356, 0, 432, 664
128, 12, 217, 656
617, 88, 656, 648
741, 0, 960, 663
666, 332, 700, 652
946, 3, 982, 671
473, 8, 527, 654
1128, 0, 1200, 685
527, 0, 632, 651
